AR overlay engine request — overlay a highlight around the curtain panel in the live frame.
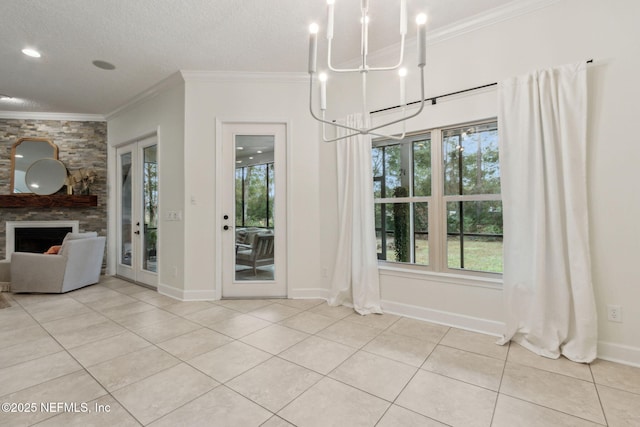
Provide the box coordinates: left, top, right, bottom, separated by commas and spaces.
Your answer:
328, 114, 382, 315
497, 62, 597, 362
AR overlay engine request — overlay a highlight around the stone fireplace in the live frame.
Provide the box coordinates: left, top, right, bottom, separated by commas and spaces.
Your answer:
0, 118, 107, 263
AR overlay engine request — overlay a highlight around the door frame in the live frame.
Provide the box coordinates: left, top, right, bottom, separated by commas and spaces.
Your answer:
114, 133, 159, 288
215, 118, 291, 300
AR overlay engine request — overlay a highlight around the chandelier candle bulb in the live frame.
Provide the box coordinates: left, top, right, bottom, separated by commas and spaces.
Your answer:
399, 68, 407, 106
327, 0, 335, 40
308, 23, 319, 73
362, 15, 369, 57
319, 73, 328, 110
416, 14, 427, 66
400, 0, 407, 35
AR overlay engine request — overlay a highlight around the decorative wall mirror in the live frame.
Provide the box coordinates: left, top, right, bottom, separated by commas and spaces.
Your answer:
10, 138, 59, 193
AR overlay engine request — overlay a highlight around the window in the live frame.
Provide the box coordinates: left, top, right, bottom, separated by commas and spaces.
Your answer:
372, 121, 502, 275
235, 162, 274, 228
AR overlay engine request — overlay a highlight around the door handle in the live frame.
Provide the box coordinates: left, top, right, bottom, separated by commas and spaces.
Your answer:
134, 230, 140, 235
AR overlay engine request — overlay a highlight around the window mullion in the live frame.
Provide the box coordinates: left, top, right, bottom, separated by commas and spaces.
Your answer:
430, 129, 444, 271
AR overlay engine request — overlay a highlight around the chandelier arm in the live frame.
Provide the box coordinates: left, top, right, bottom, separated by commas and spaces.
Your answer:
322, 131, 363, 143
327, 40, 361, 73
366, 65, 426, 134
327, 38, 406, 73
327, 4, 406, 73
365, 36, 406, 72
367, 110, 407, 140
320, 112, 362, 143
368, 130, 405, 141
309, 74, 366, 135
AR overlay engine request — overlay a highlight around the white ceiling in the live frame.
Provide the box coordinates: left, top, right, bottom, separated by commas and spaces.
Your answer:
0, 0, 515, 116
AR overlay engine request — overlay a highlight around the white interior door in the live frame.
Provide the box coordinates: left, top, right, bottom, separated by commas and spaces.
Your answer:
116, 135, 158, 287
221, 123, 287, 298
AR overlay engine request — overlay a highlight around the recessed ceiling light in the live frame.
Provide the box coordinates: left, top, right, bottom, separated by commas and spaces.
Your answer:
0, 94, 21, 104
257, 150, 263, 154
236, 160, 242, 163
249, 157, 254, 160
22, 48, 41, 58
92, 60, 116, 70
236, 147, 244, 150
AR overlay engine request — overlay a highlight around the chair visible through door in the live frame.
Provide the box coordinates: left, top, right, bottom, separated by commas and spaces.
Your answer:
236, 233, 274, 275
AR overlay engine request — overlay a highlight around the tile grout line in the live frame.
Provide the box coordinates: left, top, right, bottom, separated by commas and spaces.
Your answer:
2, 292, 145, 426
489, 339, 511, 426
589, 363, 610, 426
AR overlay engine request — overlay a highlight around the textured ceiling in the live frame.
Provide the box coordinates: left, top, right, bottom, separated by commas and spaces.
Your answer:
0, 0, 514, 116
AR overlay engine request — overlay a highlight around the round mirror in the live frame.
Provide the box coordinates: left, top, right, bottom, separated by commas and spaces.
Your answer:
25, 158, 67, 195
11, 138, 59, 193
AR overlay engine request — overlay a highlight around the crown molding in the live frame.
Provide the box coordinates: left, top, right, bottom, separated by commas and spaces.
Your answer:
105, 71, 185, 121
180, 71, 308, 84
0, 111, 105, 122
340, 0, 560, 67
427, 0, 561, 45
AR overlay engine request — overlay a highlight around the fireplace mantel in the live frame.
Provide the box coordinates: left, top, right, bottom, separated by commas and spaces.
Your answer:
0, 194, 98, 208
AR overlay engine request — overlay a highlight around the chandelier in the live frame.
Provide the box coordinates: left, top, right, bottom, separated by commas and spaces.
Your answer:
308, 0, 427, 142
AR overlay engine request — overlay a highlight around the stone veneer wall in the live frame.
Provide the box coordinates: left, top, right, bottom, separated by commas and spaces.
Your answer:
0, 119, 107, 263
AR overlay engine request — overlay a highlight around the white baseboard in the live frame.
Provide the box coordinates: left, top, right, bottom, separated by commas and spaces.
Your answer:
154, 283, 640, 368
597, 341, 640, 368
381, 299, 505, 337
288, 287, 329, 300
157, 283, 217, 301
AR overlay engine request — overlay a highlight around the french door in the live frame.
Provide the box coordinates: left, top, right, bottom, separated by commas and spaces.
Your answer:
220, 123, 287, 298
116, 135, 158, 287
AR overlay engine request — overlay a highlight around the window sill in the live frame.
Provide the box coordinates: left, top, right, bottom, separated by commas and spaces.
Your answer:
378, 263, 503, 290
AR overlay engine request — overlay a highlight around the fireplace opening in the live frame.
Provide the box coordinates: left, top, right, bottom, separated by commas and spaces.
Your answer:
14, 227, 72, 254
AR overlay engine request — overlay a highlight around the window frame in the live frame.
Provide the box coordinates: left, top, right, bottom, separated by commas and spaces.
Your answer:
373, 118, 502, 280
235, 161, 275, 229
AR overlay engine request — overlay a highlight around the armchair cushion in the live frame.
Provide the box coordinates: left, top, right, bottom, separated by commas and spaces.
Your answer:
45, 245, 62, 254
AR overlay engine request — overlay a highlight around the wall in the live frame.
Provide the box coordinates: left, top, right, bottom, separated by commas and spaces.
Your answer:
106, 72, 321, 301
319, 0, 640, 365
0, 118, 107, 261
106, 74, 186, 290
181, 72, 322, 300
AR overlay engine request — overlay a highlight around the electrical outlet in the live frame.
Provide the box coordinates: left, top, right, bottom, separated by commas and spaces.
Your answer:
321, 267, 328, 278
607, 305, 622, 323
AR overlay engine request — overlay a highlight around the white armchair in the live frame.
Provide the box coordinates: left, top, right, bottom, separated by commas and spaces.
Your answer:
11, 232, 106, 293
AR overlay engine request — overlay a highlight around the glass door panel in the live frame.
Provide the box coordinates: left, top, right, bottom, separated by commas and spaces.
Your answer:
116, 136, 158, 287
221, 123, 287, 298
234, 135, 275, 281
120, 152, 133, 267
142, 145, 158, 273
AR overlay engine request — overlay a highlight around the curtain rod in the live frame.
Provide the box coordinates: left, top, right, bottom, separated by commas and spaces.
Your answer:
371, 59, 594, 115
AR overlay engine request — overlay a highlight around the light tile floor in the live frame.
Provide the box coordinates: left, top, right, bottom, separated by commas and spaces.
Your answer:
0, 276, 639, 426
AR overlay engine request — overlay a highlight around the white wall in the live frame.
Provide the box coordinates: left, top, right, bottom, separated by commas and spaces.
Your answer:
319, 0, 640, 365
106, 74, 186, 291
181, 73, 322, 300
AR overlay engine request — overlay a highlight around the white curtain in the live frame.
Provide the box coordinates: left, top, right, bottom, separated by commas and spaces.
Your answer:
328, 114, 383, 315
497, 62, 597, 363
